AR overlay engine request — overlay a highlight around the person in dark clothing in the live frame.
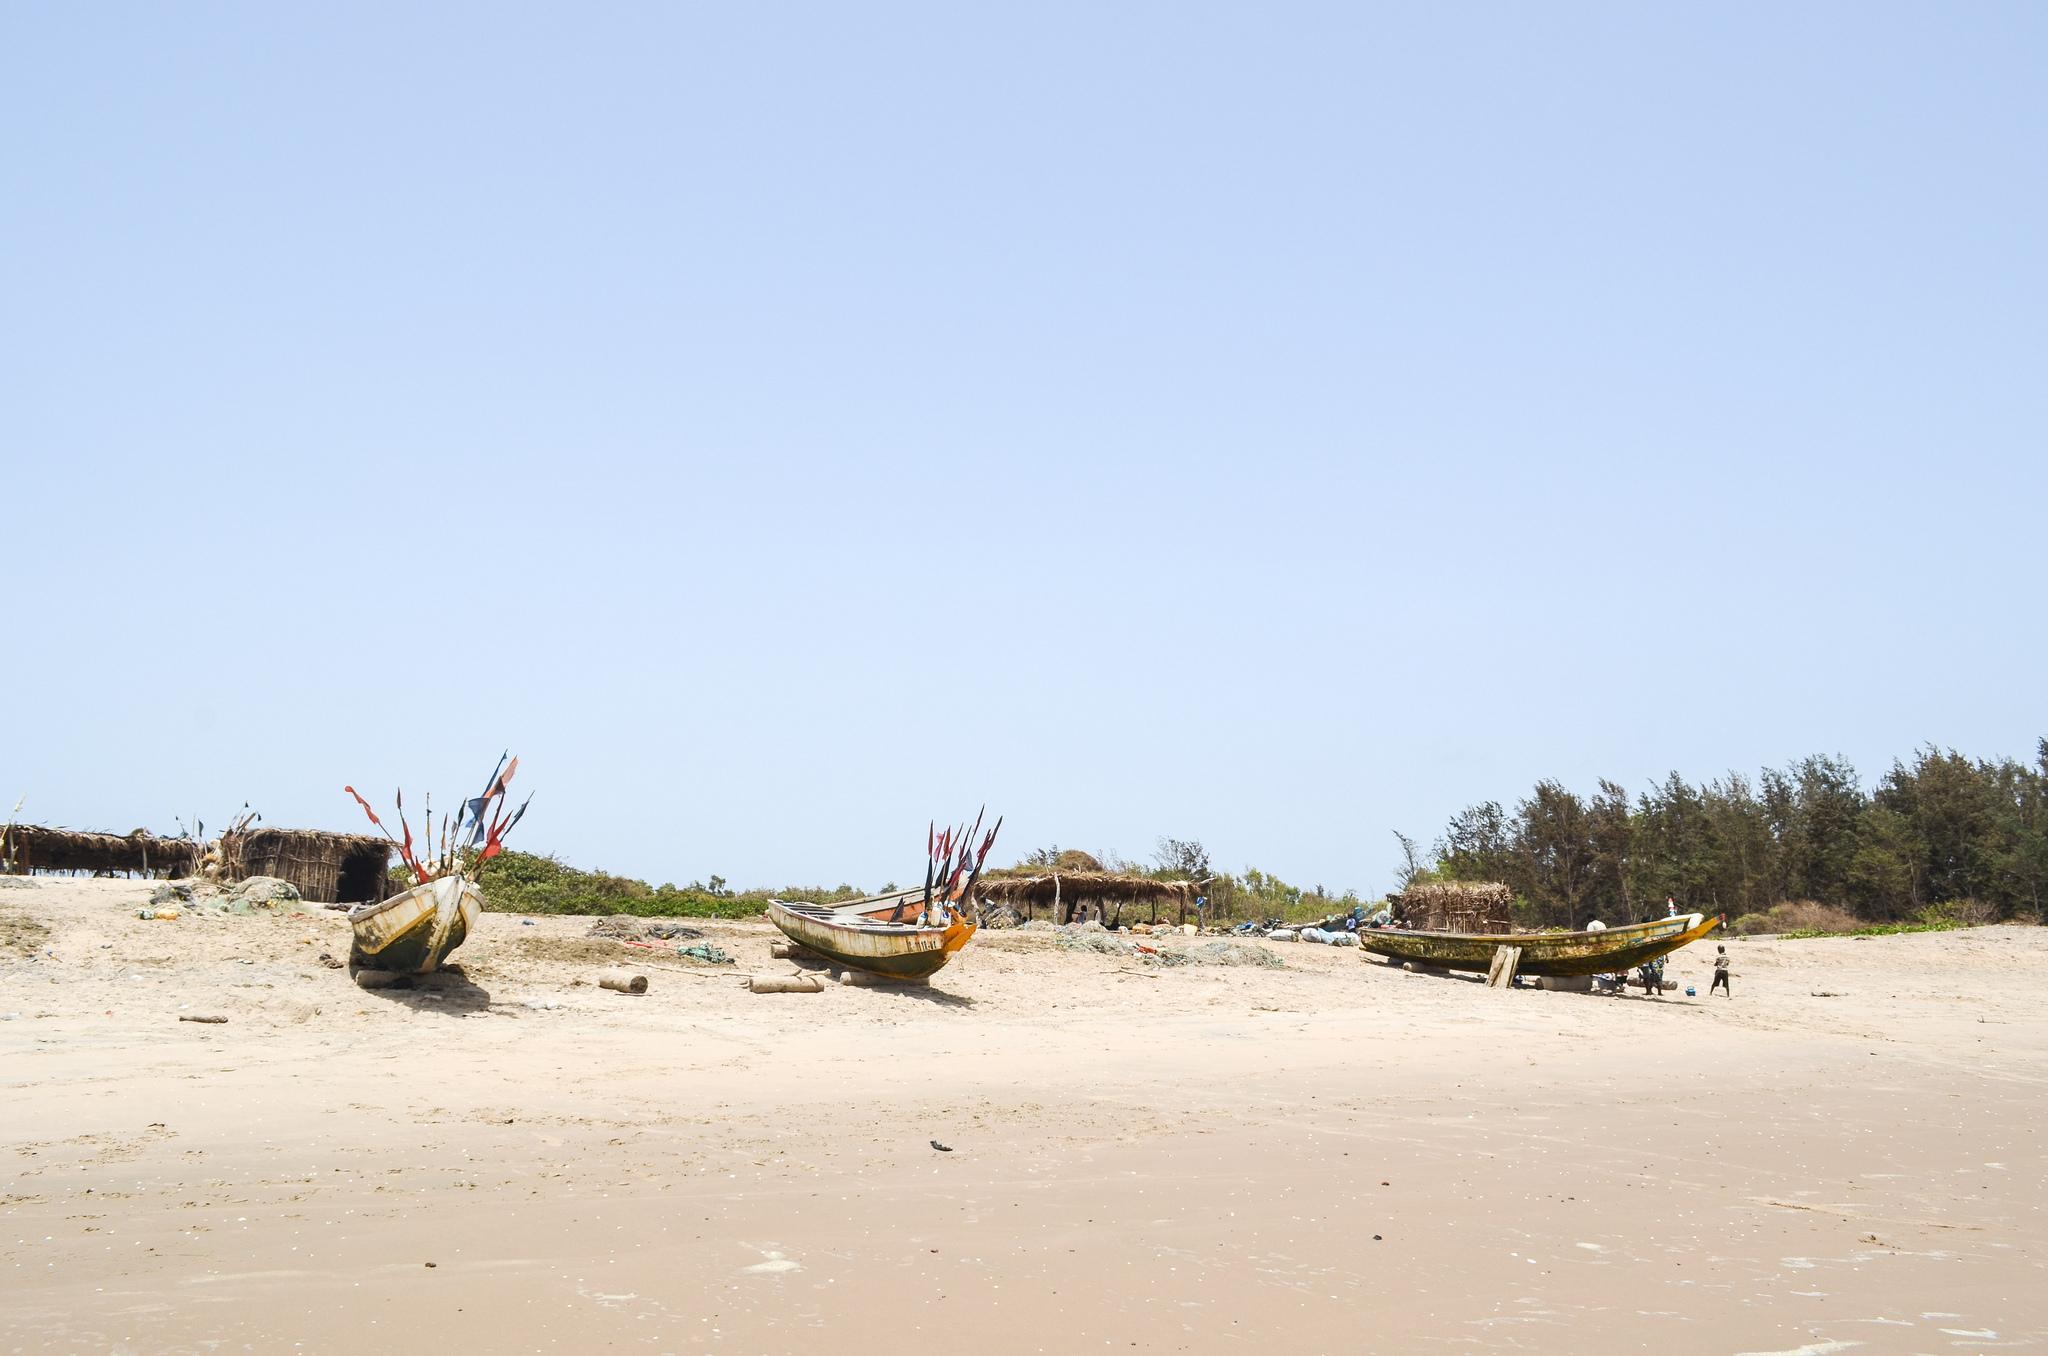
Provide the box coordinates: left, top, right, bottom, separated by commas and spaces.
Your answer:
1710, 945, 1732, 997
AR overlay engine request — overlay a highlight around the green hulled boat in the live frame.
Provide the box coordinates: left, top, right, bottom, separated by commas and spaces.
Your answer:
1357, 911, 1721, 978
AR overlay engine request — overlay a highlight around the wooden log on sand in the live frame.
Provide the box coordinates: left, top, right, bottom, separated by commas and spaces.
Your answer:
598, 969, 649, 994
746, 973, 823, 994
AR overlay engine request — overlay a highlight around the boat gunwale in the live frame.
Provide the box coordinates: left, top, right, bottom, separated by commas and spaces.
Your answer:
1360, 913, 1707, 948
345, 875, 482, 924
767, 896, 957, 937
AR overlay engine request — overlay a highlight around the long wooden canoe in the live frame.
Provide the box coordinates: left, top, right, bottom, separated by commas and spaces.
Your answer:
347, 875, 482, 974
1357, 911, 1721, 977
766, 887, 975, 981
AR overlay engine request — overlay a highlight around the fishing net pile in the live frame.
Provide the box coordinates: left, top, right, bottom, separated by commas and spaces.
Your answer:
1151, 940, 1284, 969
1047, 923, 1286, 969
1054, 926, 1129, 956
586, 917, 708, 942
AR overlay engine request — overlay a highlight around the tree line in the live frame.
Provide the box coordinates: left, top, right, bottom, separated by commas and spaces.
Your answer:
1421, 741, 2048, 929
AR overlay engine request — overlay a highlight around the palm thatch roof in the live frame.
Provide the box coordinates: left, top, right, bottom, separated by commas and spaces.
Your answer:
221, 828, 390, 905
0, 825, 200, 878
1400, 880, 1514, 933
975, 869, 1201, 923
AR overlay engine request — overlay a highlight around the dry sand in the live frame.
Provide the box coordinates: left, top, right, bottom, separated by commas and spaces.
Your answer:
3, 877, 2044, 1354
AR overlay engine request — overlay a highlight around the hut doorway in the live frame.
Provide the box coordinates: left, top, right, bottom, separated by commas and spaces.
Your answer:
335, 850, 387, 905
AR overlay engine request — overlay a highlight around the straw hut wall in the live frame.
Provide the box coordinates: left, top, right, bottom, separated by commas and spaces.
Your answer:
974, 871, 1202, 926
1399, 880, 1515, 934
221, 828, 390, 905
0, 826, 200, 878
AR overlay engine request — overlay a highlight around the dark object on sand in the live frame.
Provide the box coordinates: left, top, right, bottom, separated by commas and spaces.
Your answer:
930, 1140, 953, 1152
178, 1014, 228, 1024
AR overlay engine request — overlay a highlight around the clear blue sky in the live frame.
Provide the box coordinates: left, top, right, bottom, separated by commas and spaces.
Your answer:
5, 3, 2042, 894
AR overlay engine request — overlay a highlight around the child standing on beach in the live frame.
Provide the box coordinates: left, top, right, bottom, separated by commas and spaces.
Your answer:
1710, 945, 1732, 998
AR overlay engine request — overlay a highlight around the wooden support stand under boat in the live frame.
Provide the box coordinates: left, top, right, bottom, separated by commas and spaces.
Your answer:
1358, 912, 1721, 978
1485, 944, 1522, 988
766, 887, 976, 982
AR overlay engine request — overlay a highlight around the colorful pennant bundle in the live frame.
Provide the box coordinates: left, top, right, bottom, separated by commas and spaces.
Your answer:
924, 807, 1002, 920
344, 751, 533, 886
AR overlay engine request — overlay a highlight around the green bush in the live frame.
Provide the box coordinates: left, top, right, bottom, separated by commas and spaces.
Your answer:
1727, 900, 1862, 935
399, 851, 869, 919
1778, 920, 1962, 939
1915, 898, 1999, 928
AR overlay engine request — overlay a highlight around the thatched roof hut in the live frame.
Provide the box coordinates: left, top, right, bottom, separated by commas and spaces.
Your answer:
1399, 880, 1514, 933
221, 828, 390, 905
0, 825, 200, 878
975, 870, 1202, 926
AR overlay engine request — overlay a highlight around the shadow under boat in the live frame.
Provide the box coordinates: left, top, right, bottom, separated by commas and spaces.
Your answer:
346, 962, 494, 1012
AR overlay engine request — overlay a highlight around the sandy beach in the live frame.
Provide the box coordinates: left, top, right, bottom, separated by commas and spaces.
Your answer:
3, 877, 2044, 1354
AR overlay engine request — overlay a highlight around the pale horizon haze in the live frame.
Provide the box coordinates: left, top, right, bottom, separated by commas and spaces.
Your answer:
4, 3, 2042, 893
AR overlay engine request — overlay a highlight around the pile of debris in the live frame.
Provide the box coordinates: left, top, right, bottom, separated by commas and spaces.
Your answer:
585, 916, 707, 942
1053, 922, 1129, 956
1148, 940, 1284, 969
144, 876, 311, 918
1042, 920, 1287, 968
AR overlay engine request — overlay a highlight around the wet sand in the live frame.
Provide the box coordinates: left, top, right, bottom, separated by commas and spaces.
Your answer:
3, 877, 2044, 1353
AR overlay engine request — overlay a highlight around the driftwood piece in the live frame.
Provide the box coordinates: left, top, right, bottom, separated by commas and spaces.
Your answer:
598, 969, 649, 994
178, 1014, 229, 1024
746, 973, 824, 994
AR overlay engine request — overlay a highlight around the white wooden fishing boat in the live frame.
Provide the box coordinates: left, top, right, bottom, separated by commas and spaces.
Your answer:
347, 875, 483, 974
767, 887, 975, 981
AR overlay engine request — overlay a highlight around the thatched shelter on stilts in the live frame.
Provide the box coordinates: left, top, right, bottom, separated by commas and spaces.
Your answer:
0, 826, 200, 878
1398, 880, 1515, 933
975, 870, 1203, 927
221, 828, 390, 905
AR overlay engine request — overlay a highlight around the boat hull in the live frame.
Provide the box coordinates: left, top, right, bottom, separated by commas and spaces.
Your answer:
348, 876, 483, 974
767, 891, 973, 980
1358, 912, 1720, 977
